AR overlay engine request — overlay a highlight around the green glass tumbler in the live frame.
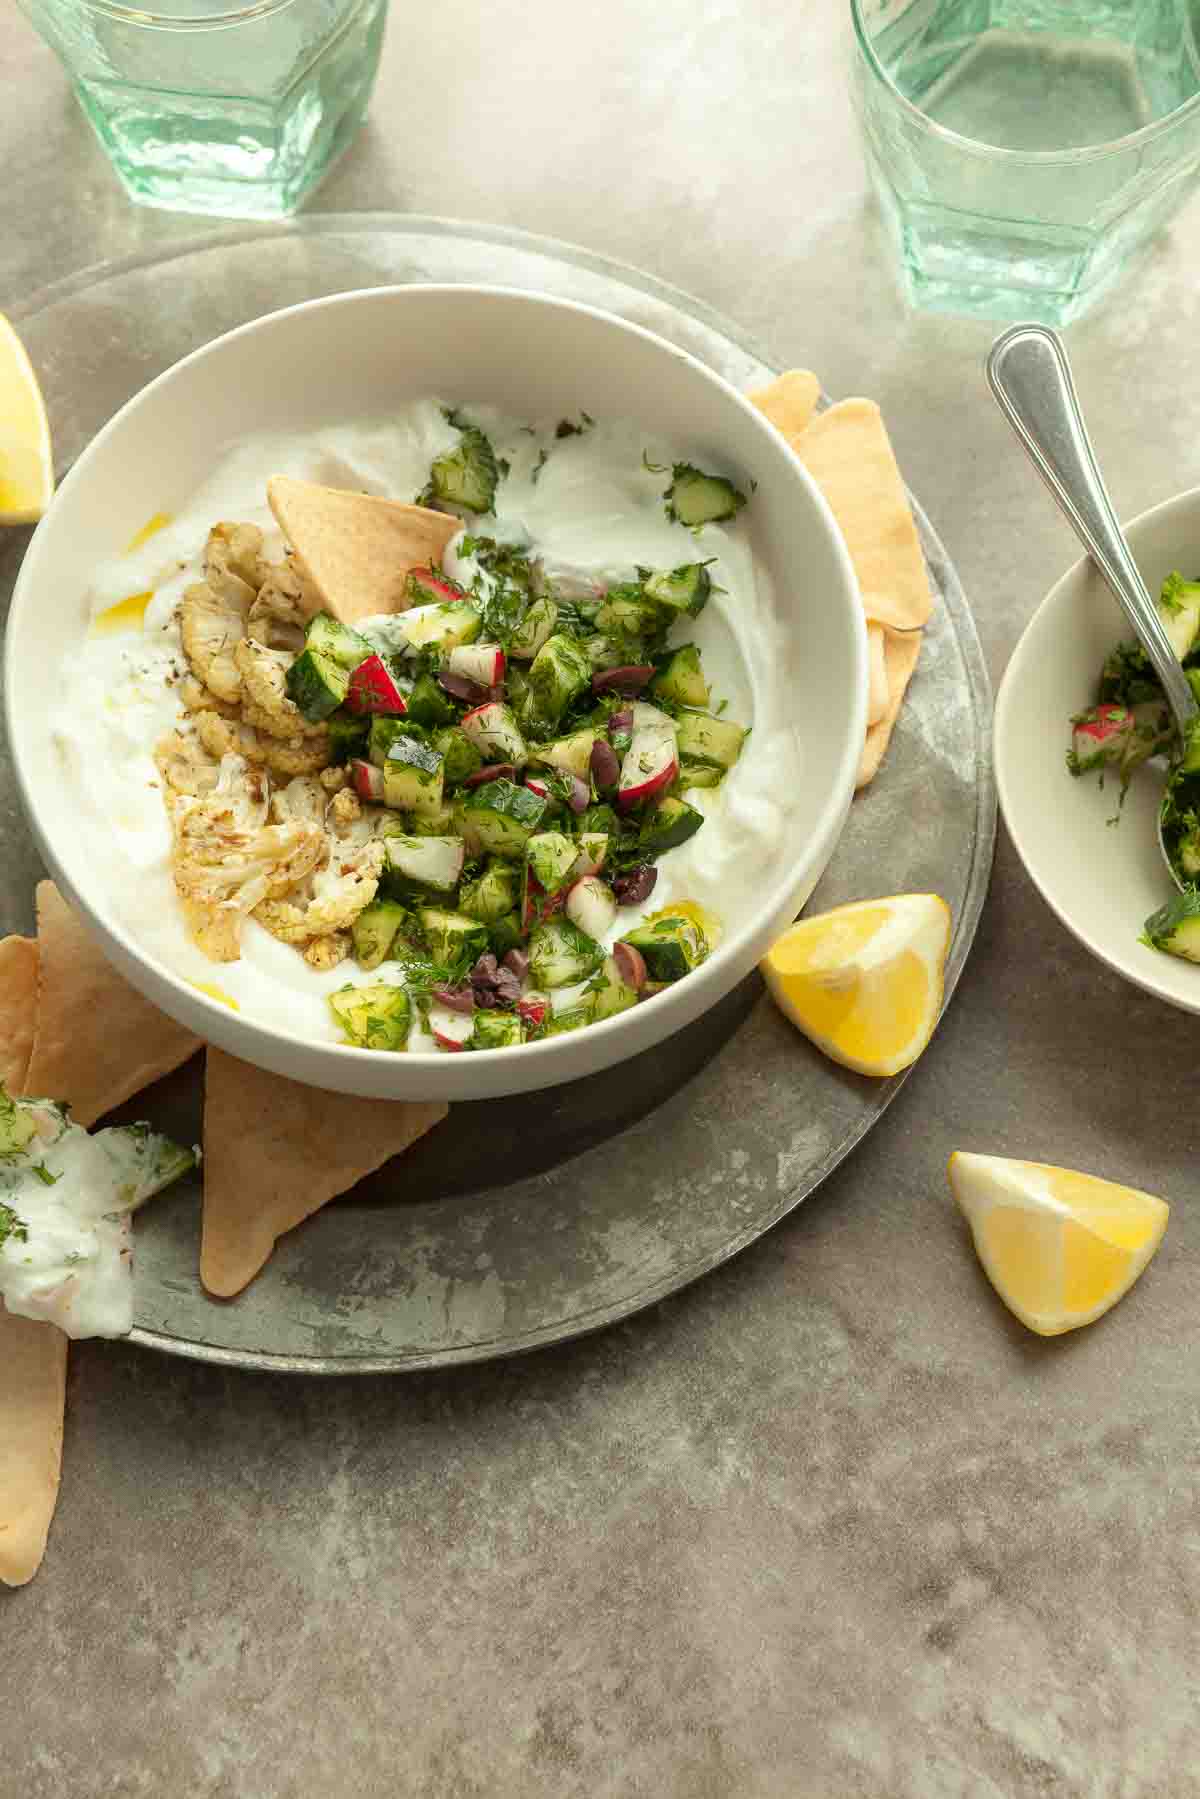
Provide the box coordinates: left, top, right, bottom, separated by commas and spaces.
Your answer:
17, 0, 388, 220
851, 0, 1200, 323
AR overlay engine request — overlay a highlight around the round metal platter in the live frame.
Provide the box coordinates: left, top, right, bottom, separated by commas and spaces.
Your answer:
0, 215, 995, 1372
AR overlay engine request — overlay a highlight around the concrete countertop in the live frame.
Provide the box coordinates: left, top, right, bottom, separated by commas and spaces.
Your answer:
3, 3, 1200, 1792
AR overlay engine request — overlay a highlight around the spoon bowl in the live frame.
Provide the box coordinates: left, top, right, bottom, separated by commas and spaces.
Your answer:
987, 323, 1197, 894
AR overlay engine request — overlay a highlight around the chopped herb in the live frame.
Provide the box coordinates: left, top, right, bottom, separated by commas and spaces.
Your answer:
31, 1163, 61, 1187
556, 412, 595, 439
0, 1201, 27, 1251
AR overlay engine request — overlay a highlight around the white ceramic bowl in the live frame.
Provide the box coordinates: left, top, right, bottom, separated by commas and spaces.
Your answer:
996, 486, 1200, 1015
6, 285, 866, 1099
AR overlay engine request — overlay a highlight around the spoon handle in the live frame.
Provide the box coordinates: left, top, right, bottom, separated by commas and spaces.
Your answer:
986, 323, 1197, 733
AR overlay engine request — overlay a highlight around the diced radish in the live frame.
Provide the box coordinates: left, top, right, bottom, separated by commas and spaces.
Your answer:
566, 875, 617, 941
613, 941, 648, 991
461, 701, 528, 766
534, 729, 597, 781
408, 567, 464, 606
617, 723, 679, 811
384, 834, 465, 891
572, 833, 608, 878
631, 700, 675, 734
350, 758, 385, 803
525, 775, 552, 800
345, 654, 409, 716
463, 762, 517, 788
429, 1003, 475, 1052
1069, 702, 1134, 773
522, 871, 566, 931
518, 990, 551, 1030
449, 642, 505, 686
608, 709, 634, 752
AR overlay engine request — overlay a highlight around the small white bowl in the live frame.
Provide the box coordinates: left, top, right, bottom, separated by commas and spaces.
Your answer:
995, 485, 1200, 1015
6, 285, 866, 1100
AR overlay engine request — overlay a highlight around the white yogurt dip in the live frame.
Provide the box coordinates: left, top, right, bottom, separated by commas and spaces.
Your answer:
52, 401, 807, 1044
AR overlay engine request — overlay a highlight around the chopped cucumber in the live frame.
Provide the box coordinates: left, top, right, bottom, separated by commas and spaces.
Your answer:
462, 780, 547, 858
662, 463, 748, 528
488, 911, 524, 959
286, 648, 349, 723
525, 634, 592, 730
369, 715, 422, 767
432, 726, 484, 787
329, 983, 411, 1051
470, 1011, 523, 1051
587, 955, 640, 1022
405, 799, 457, 836
643, 563, 713, 618
528, 917, 605, 990
460, 859, 521, 923
544, 1005, 592, 1036
674, 710, 747, 771
1157, 573, 1200, 660
305, 613, 374, 669
352, 899, 408, 970
1142, 887, 1200, 961
639, 796, 704, 856
384, 735, 445, 816
327, 709, 370, 765
406, 672, 459, 731
417, 908, 491, 967
383, 834, 464, 897
619, 911, 711, 983
510, 594, 558, 659
397, 600, 482, 653
678, 762, 723, 790
424, 421, 500, 514
595, 588, 663, 640
527, 832, 580, 896
651, 644, 710, 710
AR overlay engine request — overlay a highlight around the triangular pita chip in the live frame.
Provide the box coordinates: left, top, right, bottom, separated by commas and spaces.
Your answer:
0, 936, 38, 1093
267, 476, 459, 626
857, 628, 923, 789
791, 399, 933, 633
748, 368, 820, 442
23, 883, 201, 1127
201, 1048, 448, 1297
866, 621, 889, 728
0, 1313, 67, 1587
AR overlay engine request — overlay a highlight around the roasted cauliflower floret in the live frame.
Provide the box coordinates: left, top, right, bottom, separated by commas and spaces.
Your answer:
247, 558, 313, 653
269, 775, 328, 828
253, 839, 385, 955
303, 932, 352, 971
206, 521, 263, 600
170, 754, 325, 963
234, 638, 325, 740
329, 789, 362, 835
195, 710, 267, 766
319, 765, 350, 793
154, 729, 222, 803
179, 674, 241, 719
256, 732, 331, 779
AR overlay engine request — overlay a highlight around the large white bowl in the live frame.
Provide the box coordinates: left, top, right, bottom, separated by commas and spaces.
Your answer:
995, 486, 1200, 1015
6, 285, 866, 1099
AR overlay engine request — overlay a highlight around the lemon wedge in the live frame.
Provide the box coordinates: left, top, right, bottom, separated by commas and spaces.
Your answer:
761, 893, 950, 1076
949, 1153, 1168, 1336
0, 313, 53, 525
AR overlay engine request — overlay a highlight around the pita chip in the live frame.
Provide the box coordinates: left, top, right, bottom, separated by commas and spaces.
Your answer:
267, 476, 459, 626
201, 1048, 448, 1296
0, 936, 38, 1093
790, 398, 933, 634
857, 627, 923, 789
866, 622, 889, 729
748, 369, 820, 443
0, 1313, 67, 1587
23, 883, 201, 1127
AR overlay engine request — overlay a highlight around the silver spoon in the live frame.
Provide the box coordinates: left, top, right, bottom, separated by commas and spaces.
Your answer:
986, 321, 1197, 892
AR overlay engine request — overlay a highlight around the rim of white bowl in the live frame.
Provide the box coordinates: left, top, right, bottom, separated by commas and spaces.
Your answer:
7, 283, 868, 1084
995, 482, 1200, 1016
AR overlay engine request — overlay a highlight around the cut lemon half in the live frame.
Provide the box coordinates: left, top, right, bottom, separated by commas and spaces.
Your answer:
761, 893, 950, 1076
0, 313, 53, 525
949, 1152, 1168, 1337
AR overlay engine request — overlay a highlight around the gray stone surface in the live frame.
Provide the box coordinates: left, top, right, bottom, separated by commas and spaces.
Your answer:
3, 3, 1200, 1793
